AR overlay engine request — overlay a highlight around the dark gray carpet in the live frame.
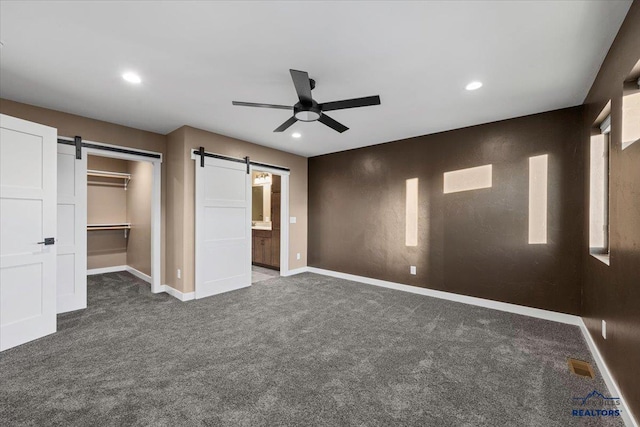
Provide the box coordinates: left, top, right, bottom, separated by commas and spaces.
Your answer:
0, 272, 622, 426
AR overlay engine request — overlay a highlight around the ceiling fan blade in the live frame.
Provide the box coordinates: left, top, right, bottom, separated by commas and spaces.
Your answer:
290, 69, 313, 104
232, 101, 293, 110
319, 95, 381, 112
273, 116, 297, 132
318, 114, 349, 133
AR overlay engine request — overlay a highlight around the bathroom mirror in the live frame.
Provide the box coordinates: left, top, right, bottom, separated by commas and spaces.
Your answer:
251, 172, 272, 226
252, 186, 264, 221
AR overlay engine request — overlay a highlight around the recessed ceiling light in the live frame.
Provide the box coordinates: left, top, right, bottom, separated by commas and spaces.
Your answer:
465, 81, 483, 91
122, 72, 142, 84
292, 132, 301, 138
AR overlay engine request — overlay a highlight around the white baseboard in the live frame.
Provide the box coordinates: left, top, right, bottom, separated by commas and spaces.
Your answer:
306, 266, 636, 426
126, 266, 152, 284
307, 267, 581, 326
88, 267, 193, 302
161, 284, 195, 302
579, 320, 638, 427
87, 265, 153, 285
282, 266, 309, 277
87, 265, 127, 275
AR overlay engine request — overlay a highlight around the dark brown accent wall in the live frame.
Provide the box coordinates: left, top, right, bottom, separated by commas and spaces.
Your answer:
581, 1, 640, 421
309, 106, 585, 315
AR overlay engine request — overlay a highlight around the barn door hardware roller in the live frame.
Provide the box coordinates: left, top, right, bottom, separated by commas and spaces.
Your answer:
58, 137, 162, 159
191, 148, 289, 173
75, 136, 82, 159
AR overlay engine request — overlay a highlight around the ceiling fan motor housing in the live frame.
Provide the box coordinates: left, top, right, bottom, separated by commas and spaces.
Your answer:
294, 101, 321, 122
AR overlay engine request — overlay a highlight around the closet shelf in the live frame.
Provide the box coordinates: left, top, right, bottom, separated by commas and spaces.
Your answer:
87, 223, 131, 238
87, 169, 131, 190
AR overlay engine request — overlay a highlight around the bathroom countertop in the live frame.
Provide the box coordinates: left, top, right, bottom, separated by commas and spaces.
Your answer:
252, 225, 272, 231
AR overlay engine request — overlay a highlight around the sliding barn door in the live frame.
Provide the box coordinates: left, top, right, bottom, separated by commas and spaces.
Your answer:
195, 156, 251, 299
0, 114, 57, 351
56, 144, 87, 313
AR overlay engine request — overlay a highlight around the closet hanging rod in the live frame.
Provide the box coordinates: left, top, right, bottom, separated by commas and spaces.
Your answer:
87, 170, 131, 189
87, 223, 131, 238
87, 170, 131, 179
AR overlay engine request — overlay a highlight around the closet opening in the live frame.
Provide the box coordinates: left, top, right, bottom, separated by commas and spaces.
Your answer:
251, 170, 282, 283
85, 148, 162, 295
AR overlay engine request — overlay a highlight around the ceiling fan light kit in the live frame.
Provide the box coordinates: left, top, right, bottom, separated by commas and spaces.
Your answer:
232, 69, 381, 133
294, 104, 321, 122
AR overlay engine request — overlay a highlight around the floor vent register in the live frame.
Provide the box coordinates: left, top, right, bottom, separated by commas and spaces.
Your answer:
568, 358, 595, 379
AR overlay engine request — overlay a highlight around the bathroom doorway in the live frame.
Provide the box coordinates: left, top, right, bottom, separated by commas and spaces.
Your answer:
251, 170, 282, 283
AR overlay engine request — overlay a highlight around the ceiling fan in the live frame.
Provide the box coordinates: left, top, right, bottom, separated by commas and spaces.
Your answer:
232, 69, 381, 133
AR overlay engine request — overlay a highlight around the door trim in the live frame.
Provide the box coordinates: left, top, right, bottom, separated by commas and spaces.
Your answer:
249, 165, 290, 277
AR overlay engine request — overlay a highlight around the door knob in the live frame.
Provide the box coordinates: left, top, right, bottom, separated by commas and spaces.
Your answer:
37, 237, 55, 245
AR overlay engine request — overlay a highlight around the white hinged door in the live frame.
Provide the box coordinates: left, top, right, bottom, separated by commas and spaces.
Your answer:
1, 114, 57, 351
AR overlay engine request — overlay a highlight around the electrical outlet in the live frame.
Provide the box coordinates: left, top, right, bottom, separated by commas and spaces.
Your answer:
177, 269, 181, 279
602, 320, 606, 339
410, 266, 416, 275
296, 253, 301, 260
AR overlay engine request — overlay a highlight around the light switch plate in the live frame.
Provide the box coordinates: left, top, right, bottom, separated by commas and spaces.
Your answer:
410, 266, 416, 275
290, 217, 297, 224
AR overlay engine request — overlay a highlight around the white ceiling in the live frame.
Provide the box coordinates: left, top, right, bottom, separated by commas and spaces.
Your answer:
0, 1, 632, 157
